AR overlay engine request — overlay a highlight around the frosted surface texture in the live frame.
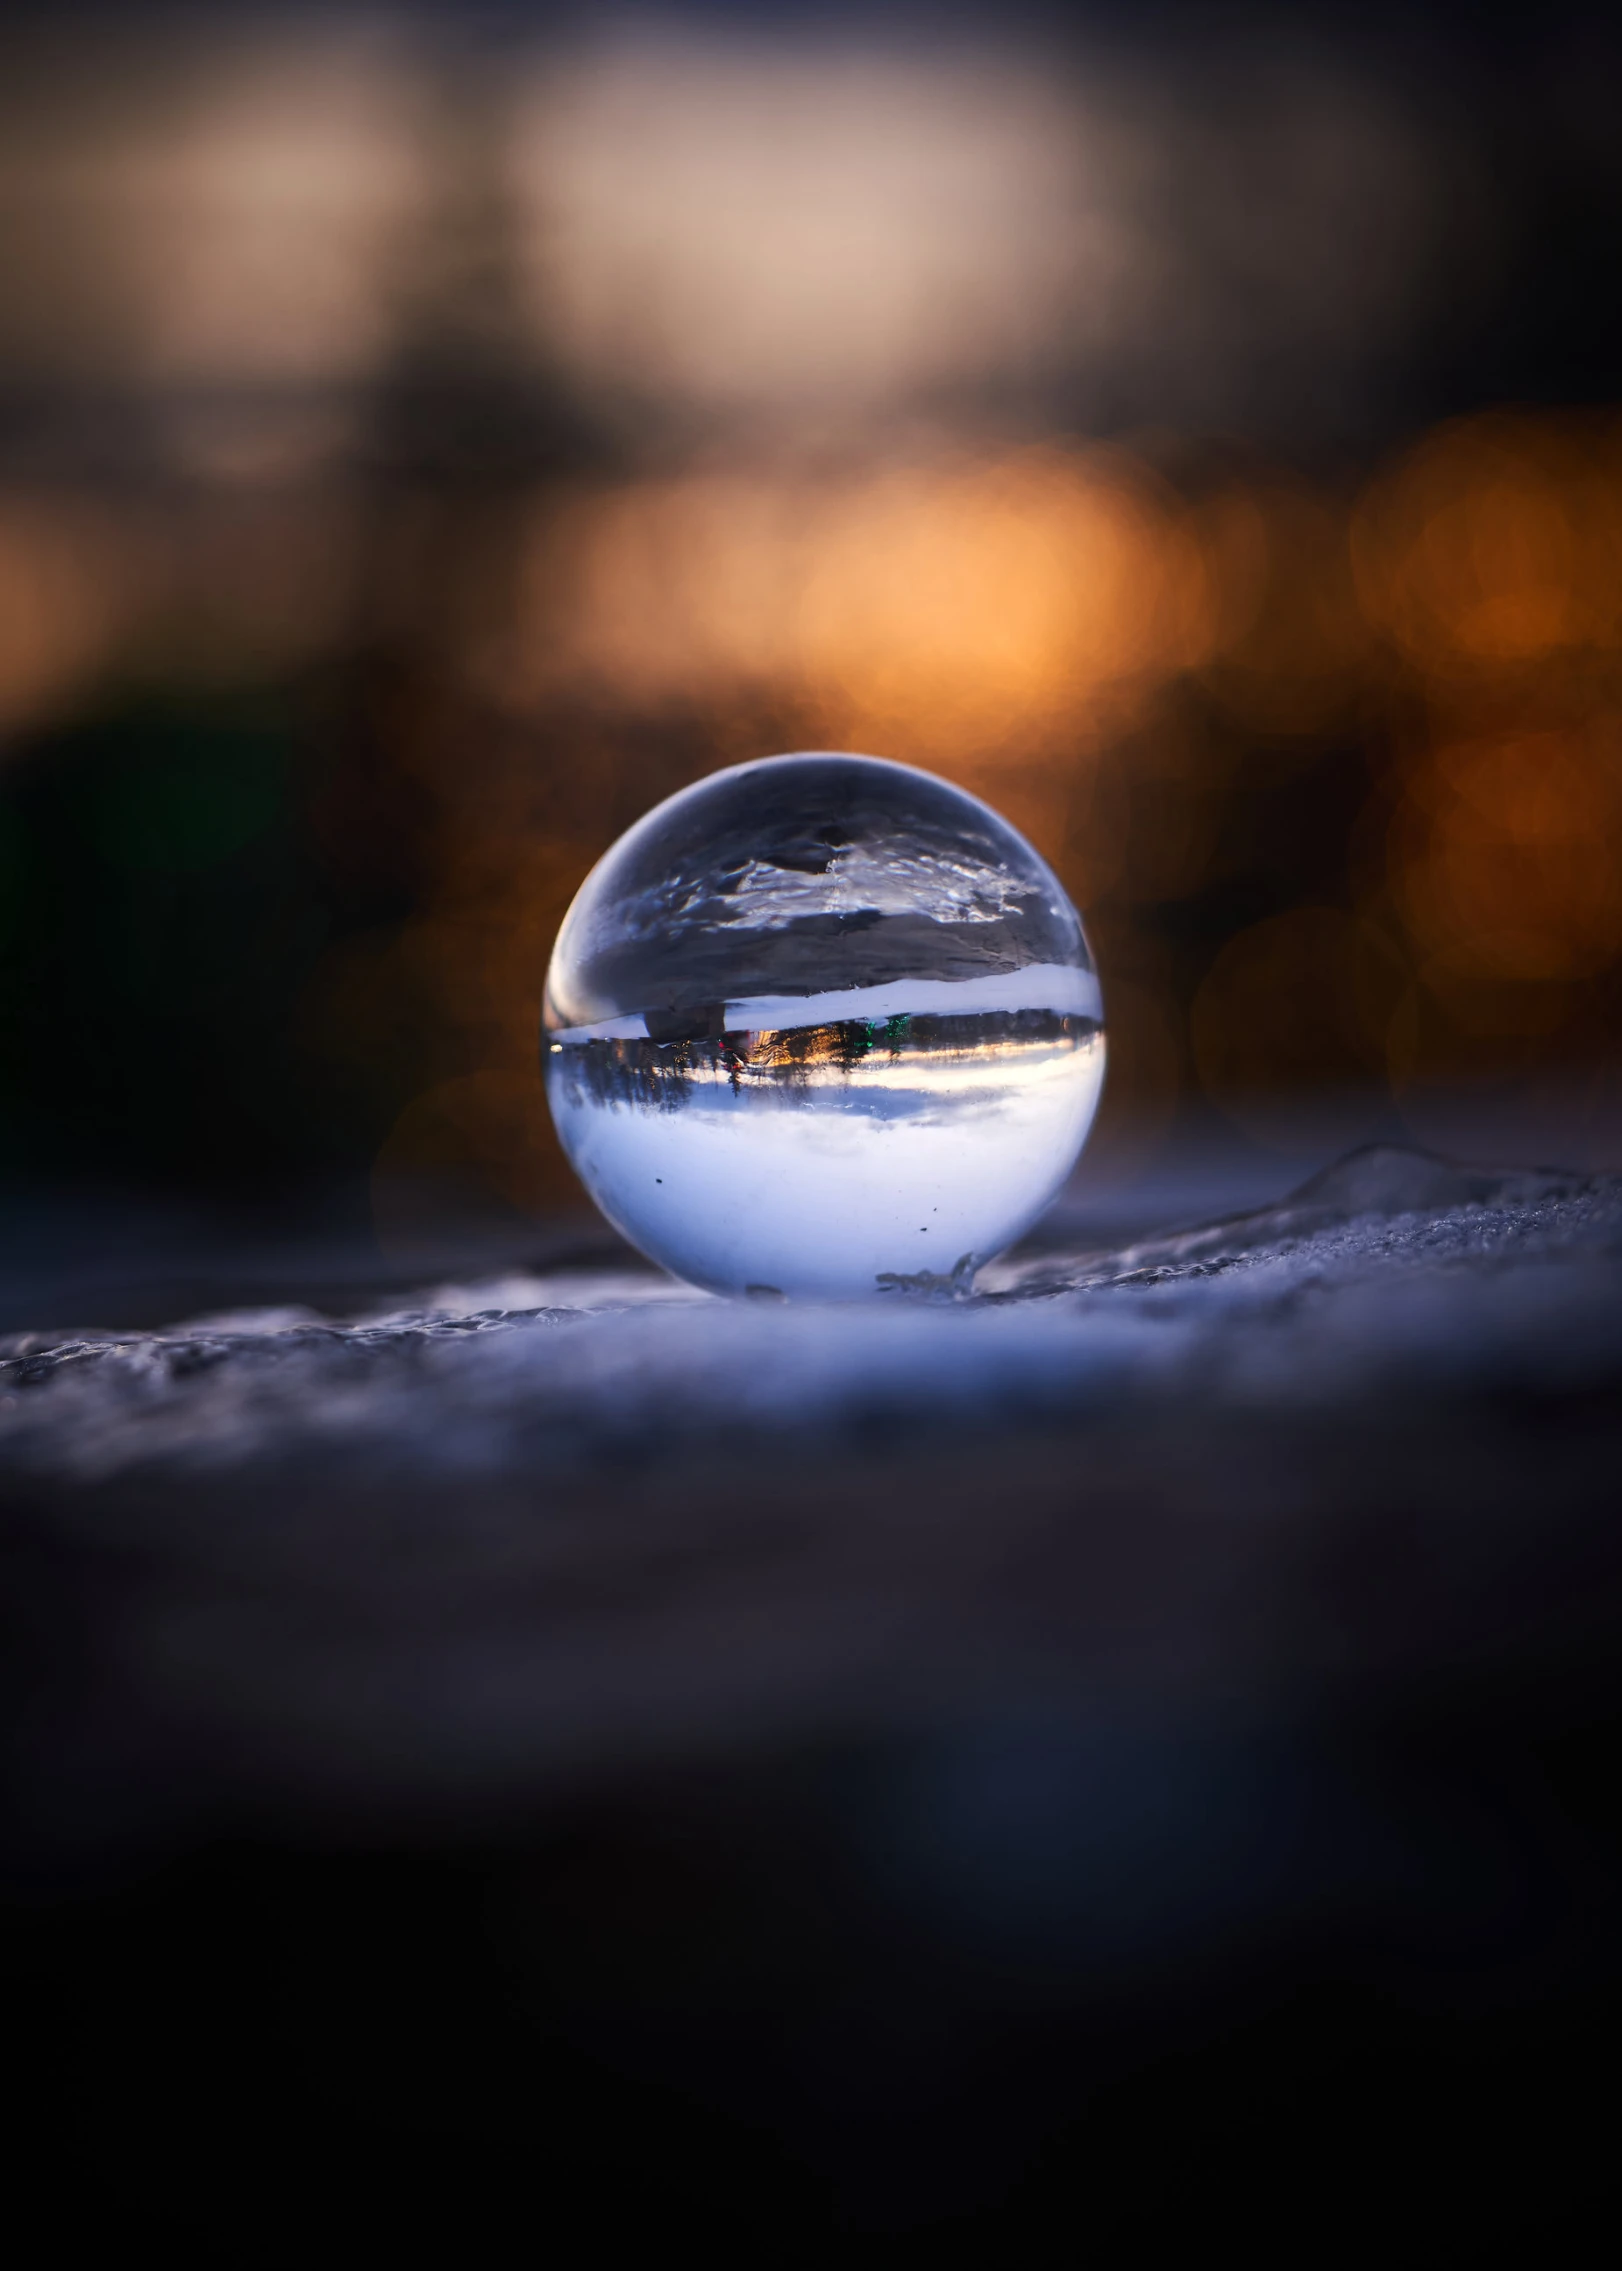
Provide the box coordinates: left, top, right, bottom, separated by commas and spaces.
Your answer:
543, 753, 1104, 1296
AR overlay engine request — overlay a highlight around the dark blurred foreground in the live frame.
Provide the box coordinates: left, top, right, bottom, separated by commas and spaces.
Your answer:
3, 1146, 1620, 2259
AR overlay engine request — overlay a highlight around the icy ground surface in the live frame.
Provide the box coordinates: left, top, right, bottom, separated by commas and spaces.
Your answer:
1, 1142, 1618, 1850
2, 1144, 1617, 1484
8, 1148, 1620, 2251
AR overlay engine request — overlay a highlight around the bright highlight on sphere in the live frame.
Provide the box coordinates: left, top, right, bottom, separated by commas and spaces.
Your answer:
543, 753, 1105, 1297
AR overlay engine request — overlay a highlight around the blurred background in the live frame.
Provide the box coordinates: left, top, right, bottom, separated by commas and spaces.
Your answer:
2, 0, 1621, 1277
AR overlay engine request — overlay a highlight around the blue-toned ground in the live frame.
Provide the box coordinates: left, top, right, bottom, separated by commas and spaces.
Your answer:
3, 1144, 1620, 2257
2, 1143, 1617, 1814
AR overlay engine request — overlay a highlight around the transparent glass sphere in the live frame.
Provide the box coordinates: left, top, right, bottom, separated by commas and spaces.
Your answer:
543, 753, 1105, 1297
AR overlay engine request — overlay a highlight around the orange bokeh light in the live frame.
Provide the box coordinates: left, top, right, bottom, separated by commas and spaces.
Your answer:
486, 449, 1212, 767
1193, 478, 1375, 737
1389, 723, 1622, 983
0, 500, 133, 727
1351, 411, 1622, 673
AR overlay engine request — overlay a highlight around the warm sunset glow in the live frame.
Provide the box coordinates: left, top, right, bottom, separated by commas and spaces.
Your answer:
1389, 726, 1622, 983
0, 503, 129, 726
1351, 413, 1622, 672
1193, 480, 1375, 735
487, 451, 1211, 765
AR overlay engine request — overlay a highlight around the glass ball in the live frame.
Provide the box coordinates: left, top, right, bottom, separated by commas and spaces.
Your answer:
543, 752, 1105, 1297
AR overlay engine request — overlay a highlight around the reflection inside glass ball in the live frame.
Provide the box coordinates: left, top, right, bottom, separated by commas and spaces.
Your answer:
543, 753, 1105, 1297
